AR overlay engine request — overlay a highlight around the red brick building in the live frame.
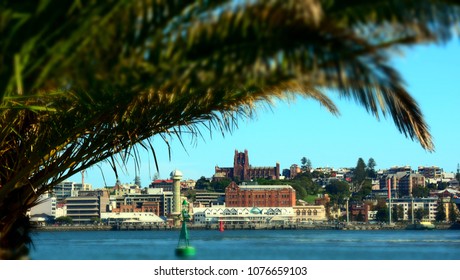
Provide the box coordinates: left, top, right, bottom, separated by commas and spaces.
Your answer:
225, 182, 296, 207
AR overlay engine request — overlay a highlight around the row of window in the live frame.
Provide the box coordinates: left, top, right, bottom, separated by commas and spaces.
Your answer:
296, 210, 318, 216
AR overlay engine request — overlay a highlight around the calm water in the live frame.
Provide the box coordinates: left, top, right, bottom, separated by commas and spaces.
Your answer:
30, 229, 460, 260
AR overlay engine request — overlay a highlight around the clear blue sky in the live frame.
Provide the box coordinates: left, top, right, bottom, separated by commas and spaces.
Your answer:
71, 41, 460, 188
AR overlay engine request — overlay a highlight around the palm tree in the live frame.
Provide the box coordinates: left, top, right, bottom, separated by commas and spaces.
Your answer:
1, 0, 459, 259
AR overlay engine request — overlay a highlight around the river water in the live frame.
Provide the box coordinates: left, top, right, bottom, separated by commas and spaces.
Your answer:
30, 229, 460, 260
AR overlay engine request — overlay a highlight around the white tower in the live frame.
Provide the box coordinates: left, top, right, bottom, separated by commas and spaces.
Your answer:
170, 170, 183, 226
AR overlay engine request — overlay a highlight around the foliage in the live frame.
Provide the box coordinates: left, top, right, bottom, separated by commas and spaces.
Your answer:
414, 208, 428, 220
54, 216, 73, 225
210, 178, 232, 192
350, 179, 372, 202
325, 179, 350, 205
435, 201, 446, 222
366, 158, 377, 179
412, 186, 430, 198
300, 157, 312, 173
195, 177, 211, 190
353, 158, 367, 185
375, 208, 389, 222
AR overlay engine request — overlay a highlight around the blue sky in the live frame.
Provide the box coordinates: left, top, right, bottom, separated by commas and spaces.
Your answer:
71, 41, 460, 188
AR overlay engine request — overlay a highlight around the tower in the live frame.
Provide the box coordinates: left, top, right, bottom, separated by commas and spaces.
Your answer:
233, 149, 249, 181
170, 169, 183, 227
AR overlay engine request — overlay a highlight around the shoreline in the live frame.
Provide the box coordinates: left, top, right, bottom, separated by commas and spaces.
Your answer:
32, 222, 459, 232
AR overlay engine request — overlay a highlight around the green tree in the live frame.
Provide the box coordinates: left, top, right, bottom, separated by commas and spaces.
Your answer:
195, 177, 211, 190
352, 158, 367, 191
397, 205, 405, 221
412, 186, 430, 198
1, 0, 456, 259
376, 208, 389, 223
301, 157, 312, 173
325, 180, 351, 205
210, 178, 232, 192
366, 158, 377, 179
414, 208, 427, 221
435, 201, 446, 222
55, 216, 73, 225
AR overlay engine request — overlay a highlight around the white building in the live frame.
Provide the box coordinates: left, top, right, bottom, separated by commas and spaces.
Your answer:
29, 194, 57, 217
192, 206, 294, 225
390, 197, 438, 221
101, 212, 165, 225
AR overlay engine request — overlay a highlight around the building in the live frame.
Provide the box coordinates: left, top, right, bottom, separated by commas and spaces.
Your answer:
398, 173, 426, 197
293, 205, 327, 223
192, 206, 294, 225
65, 190, 110, 223
111, 188, 173, 217
194, 191, 225, 207
53, 181, 81, 200
349, 203, 370, 222
225, 182, 296, 207
388, 166, 412, 174
101, 212, 165, 225
390, 197, 438, 221
28, 194, 57, 224
418, 166, 442, 180
149, 179, 173, 191
214, 150, 280, 181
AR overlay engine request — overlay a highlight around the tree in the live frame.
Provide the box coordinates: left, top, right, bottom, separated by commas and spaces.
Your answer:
366, 158, 377, 179
414, 208, 428, 221
195, 177, 211, 190
301, 157, 312, 173
55, 216, 73, 225
376, 208, 389, 223
325, 180, 351, 205
435, 201, 446, 222
352, 158, 367, 192
1, 0, 457, 259
412, 186, 430, 198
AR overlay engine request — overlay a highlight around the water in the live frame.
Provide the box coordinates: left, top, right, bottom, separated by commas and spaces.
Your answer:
30, 229, 460, 260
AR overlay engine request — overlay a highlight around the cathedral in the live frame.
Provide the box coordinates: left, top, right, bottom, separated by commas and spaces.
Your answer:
214, 150, 280, 182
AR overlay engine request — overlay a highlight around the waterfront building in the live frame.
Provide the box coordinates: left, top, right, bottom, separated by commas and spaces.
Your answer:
214, 149, 280, 181
28, 194, 57, 225
101, 212, 165, 225
225, 182, 296, 207
111, 188, 173, 217
193, 191, 225, 207
349, 203, 370, 222
192, 206, 294, 225
66, 190, 110, 223
390, 197, 438, 221
293, 205, 327, 223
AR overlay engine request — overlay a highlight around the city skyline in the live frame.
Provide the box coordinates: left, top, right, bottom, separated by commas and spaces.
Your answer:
71, 41, 460, 187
